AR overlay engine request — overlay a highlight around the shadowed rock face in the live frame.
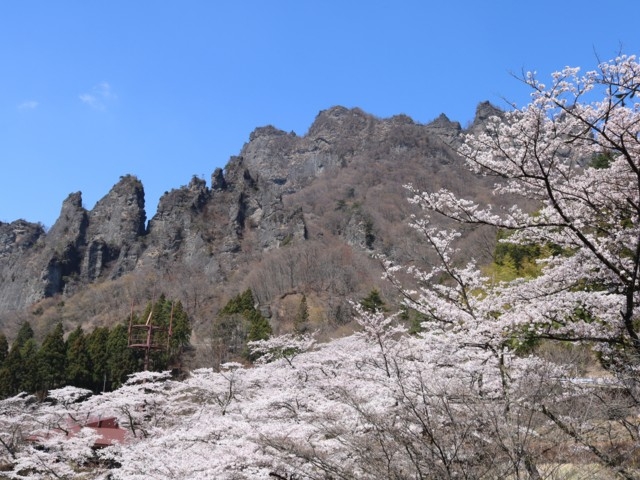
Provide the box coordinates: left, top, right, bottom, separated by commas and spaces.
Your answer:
0, 176, 146, 309
0, 103, 504, 314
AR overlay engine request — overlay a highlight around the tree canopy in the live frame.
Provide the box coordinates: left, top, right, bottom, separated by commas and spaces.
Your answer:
0, 296, 192, 398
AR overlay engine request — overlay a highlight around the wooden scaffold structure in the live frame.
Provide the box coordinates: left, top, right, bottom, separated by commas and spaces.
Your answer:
127, 302, 174, 371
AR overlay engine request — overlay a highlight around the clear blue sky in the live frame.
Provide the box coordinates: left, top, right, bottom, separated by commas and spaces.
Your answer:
1, 1, 638, 228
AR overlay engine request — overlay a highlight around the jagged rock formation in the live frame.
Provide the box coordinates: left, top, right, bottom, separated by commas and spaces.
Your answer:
0, 176, 146, 309
424, 113, 462, 146
0, 102, 507, 343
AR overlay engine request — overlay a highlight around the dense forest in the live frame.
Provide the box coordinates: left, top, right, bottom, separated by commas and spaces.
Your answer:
0, 296, 190, 398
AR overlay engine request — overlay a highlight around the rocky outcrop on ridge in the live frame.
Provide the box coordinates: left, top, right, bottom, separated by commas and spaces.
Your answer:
0, 103, 505, 337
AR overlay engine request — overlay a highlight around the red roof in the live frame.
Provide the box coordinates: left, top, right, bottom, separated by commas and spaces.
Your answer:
27, 416, 128, 448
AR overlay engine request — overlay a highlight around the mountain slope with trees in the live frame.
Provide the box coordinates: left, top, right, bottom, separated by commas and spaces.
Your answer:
0, 101, 507, 364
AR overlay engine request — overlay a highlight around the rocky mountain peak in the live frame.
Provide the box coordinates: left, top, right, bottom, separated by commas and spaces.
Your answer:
389, 113, 416, 126
211, 167, 227, 191
153, 177, 209, 221
87, 174, 146, 244
47, 192, 88, 248
469, 101, 504, 131
307, 106, 373, 141
425, 113, 462, 145
0, 219, 44, 257
249, 125, 290, 142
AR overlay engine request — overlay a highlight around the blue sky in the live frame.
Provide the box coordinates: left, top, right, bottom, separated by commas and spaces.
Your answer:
2, 1, 638, 228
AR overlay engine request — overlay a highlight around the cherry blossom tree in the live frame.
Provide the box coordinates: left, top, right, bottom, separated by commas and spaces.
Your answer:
0, 387, 107, 479
0, 393, 38, 467
416, 55, 640, 368
394, 53, 640, 479
248, 332, 316, 367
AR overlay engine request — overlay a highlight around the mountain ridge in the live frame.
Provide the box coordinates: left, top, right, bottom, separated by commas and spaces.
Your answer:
0, 103, 507, 359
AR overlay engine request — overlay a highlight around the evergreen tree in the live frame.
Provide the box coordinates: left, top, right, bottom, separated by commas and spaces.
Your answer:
65, 326, 91, 389
493, 252, 518, 282
0, 321, 36, 396
38, 323, 66, 391
12, 321, 34, 350
0, 333, 8, 365
87, 326, 110, 392
107, 324, 138, 389
212, 311, 246, 366
135, 299, 167, 371
220, 289, 255, 315
400, 305, 427, 335
0, 367, 11, 399
589, 151, 614, 169
214, 289, 271, 364
19, 338, 41, 394
168, 301, 191, 367
360, 289, 386, 313
139, 296, 192, 371
491, 229, 544, 279
294, 294, 309, 334
246, 309, 272, 344
0, 345, 22, 397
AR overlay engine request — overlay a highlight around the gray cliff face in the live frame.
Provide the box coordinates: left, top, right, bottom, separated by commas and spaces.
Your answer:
86, 175, 146, 245
144, 176, 216, 273
425, 113, 462, 146
469, 101, 505, 133
84, 175, 146, 281
41, 192, 88, 296
0, 220, 44, 257
0, 102, 502, 316
0, 220, 46, 310
0, 176, 148, 309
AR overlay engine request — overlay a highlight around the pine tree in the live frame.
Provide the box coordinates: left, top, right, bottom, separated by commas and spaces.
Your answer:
87, 326, 110, 392
212, 312, 246, 366
13, 321, 34, 350
65, 326, 91, 389
38, 323, 67, 391
360, 289, 386, 313
215, 289, 272, 364
0, 322, 36, 396
19, 338, 41, 394
0, 333, 8, 364
141, 298, 168, 371
0, 367, 11, 399
246, 309, 272, 344
495, 252, 518, 282
294, 295, 309, 334
168, 301, 191, 367
220, 289, 255, 315
140, 296, 192, 371
107, 324, 138, 389
0, 345, 22, 397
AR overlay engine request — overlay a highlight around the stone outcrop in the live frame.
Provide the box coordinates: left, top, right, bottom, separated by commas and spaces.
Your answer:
0, 220, 46, 309
425, 113, 462, 146
468, 101, 504, 133
0, 176, 148, 308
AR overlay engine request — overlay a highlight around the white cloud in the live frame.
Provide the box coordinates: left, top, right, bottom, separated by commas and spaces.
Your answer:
79, 82, 117, 110
96, 81, 116, 99
18, 100, 39, 110
79, 93, 98, 108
